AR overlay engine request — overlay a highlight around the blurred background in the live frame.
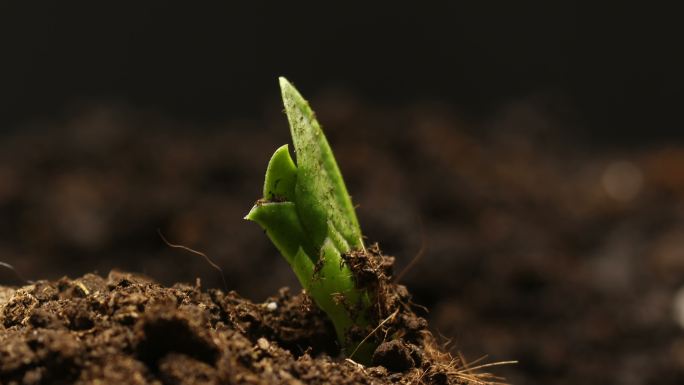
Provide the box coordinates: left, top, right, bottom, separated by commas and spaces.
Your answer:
1, 2, 683, 384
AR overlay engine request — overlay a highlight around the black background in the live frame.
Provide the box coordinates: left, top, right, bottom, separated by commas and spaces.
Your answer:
2, 2, 681, 143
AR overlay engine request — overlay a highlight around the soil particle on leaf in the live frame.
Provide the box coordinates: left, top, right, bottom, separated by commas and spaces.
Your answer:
0, 268, 497, 384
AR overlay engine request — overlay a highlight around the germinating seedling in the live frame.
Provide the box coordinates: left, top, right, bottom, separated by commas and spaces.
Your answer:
246, 78, 376, 362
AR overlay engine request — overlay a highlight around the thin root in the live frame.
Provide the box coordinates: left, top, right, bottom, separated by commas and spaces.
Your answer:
394, 216, 427, 284
442, 353, 517, 385
0, 261, 31, 284
348, 308, 400, 361
157, 229, 228, 291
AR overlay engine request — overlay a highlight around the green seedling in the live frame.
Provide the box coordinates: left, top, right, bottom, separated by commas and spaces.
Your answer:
245, 77, 376, 362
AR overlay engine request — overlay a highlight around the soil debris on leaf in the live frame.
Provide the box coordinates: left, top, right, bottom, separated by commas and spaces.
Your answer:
0, 266, 507, 384
342, 244, 430, 353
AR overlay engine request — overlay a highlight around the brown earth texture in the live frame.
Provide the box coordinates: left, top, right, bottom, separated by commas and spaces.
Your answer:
0, 265, 500, 385
2, 94, 684, 384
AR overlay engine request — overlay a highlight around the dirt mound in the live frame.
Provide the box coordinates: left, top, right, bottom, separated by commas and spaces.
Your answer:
0, 267, 499, 385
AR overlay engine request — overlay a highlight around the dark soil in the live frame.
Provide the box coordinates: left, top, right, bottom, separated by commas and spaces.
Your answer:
0, 266, 497, 385
2, 97, 684, 384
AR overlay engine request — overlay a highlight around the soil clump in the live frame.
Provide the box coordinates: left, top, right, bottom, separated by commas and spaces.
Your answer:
1, 256, 498, 385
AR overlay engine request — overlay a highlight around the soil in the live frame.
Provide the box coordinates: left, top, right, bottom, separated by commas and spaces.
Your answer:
2, 96, 684, 384
0, 266, 495, 385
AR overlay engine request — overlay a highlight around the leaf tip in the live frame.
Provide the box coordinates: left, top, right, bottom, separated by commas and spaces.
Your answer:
278, 76, 295, 96
278, 76, 306, 108
243, 206, 257, 221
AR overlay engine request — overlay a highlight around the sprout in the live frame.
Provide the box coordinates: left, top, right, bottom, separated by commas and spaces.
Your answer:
245, 77, 375, 362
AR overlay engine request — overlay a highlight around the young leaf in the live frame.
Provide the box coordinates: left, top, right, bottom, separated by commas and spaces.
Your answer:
279, 77, 364, 252
263, 144, 297, 201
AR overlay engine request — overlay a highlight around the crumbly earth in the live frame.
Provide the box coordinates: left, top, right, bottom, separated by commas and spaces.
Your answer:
0, 266, 498, 385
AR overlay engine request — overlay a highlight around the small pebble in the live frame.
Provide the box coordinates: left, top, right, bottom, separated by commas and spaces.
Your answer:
257, 337, 270, 350
266, 302, 278, 311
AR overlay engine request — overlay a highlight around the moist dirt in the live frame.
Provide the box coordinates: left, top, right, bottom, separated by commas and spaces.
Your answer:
5, 103, 682, 383
0, 250, 499, 385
